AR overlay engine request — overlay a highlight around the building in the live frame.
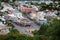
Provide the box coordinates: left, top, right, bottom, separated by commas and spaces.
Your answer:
20, 7, 33, 13
0, 26, 12, 34
0, 22, 12, 34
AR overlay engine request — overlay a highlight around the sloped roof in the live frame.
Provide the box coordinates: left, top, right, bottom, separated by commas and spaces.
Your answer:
0, 26, 12, 30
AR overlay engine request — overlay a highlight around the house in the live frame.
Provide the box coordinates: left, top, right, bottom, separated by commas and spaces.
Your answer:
37, 11, 46, 21
0, 3, 13, 12
14, 12, 24, 18
20, 7, 33, 13
0, 16, 6, 21
8, 9, 16, 14
5, 11, 23, 21
14, 18, 32, 26
28, 12, 37, 19
31, 5, 39, 11
0, 26, 12, 34
18, 3, 37, 13
0, 22, 12, 34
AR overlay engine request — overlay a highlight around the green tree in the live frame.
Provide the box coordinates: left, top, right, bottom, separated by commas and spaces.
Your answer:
33, 19, 60, 40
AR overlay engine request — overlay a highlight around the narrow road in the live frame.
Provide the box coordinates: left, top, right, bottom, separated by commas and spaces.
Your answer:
12, 22, 40, 36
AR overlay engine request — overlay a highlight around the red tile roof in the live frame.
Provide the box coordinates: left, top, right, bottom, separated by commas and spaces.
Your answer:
0, 26, 12, 30
20, 7, 36, 13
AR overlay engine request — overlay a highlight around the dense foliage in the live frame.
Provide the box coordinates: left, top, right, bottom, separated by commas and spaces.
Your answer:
33, 19, 60, 40
0, 29, 33, 40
